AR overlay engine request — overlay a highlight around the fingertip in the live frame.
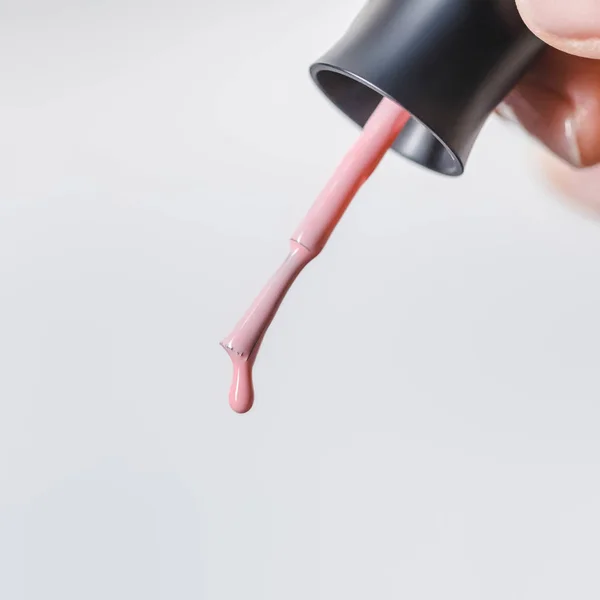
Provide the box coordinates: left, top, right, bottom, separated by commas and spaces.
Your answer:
540, 151, 600, 215
570, 92, 600, 168
504, 83, 583, 167
501, 49, 600, 169
516, 0, 600, 59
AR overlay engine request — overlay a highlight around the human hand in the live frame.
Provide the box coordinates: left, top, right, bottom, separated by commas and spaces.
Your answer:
499, 0, 600, 211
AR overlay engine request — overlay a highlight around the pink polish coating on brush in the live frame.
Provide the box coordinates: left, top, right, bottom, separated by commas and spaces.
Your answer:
220, 97, 410, 413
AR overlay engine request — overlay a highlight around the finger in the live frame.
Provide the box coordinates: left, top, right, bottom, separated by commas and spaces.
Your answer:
516, 0, 600, 59
541, 151, 600, 215
498, 49, 600, 167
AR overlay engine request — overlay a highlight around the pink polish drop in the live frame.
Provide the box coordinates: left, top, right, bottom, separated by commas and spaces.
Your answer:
224, 349, 254, 414
220, 97, 410, 413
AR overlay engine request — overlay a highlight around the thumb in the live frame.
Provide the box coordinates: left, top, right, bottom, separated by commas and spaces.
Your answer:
516, 0, 600, 59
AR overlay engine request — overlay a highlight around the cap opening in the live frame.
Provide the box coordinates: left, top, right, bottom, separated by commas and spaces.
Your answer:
311, 66, 463, 177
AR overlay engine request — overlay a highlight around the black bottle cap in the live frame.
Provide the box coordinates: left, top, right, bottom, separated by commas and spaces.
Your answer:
310, 0, 545, 176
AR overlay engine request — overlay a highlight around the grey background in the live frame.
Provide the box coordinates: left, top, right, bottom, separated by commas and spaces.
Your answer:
1, 1, 600, 598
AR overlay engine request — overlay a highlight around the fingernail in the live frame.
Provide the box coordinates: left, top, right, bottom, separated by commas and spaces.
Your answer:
562, 115, 583, 168
496, 102, 520, 125
504, 87, 583, 167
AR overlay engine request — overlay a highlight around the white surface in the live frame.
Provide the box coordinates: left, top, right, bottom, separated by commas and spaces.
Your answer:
1, 1, 600, 598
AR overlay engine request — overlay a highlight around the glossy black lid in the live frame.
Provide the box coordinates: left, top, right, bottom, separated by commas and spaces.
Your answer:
310, 0, 545, 176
